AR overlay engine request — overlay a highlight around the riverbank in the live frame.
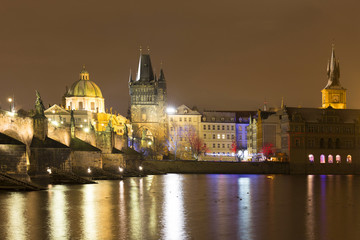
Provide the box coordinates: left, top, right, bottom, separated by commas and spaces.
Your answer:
143, 160, 289, 174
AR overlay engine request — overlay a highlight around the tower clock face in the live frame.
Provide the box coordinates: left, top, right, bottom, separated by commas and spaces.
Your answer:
332, 94, 340, 103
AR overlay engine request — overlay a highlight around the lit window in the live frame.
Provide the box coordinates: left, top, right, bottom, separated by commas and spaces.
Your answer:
308, 154, 314, 163
328, 155, 333, 163
91, 102, 95, 110
336, 155, 341, 163
222, 134, 225, 139
217, 134, 220, 139
320, 154, 325, 163
347, 155, 352, 163
238, 126, 242, 131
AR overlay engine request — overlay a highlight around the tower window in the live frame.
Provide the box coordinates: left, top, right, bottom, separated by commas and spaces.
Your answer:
78, 101, 83, 110
91, 102, 95, 110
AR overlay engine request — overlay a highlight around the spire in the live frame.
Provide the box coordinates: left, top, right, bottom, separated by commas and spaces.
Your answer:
79, 65, 90, 80
70, 110, 75, 138
159, 68, 165, 82
136, 53, 155, 82
325, 44, 341, 89
129, 69, 133, 83
281, 97, 284, 109
35, 90, 45, 117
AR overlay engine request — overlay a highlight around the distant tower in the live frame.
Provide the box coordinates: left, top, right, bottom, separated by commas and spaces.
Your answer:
321, 44, 346, 109
129, 51, 167, 148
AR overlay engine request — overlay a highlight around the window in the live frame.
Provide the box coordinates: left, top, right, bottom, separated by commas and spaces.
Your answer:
227, 134, 230, 139
179, 117, 182, 122
203, 125, 206, 130
217, 134, 220, 139
328, 138, 333, 149
222, 126, 225, 130
227, 126, 229, 131
238, 126, 242, 131
212, 125, 215, 130
227, 144, 230, 148
218, 144, 220, 148
222, 144, 225, 148
180, 137, 183, 141
91, 102, 95, 110
231, 126, 234, 131
347, 155, 352, 163
320, 138, 325, 148
222, 134, 225, 139
217, 125, 220, 130
208, 125, 211, 130
204, 134, 206, 139
189, 118, 192, 122
309, 154, 314, 163
231, 134, 234, 140
213, 144, 216, 148
221, 117, 225, 121
78, 101, 83, 110
239, 136, 242, 140
295, 138, 300, 147
69, 102, 72, 109
213, 134, 215, 139
320, 154, 325, 163
328, 155, 333, 163
170, 127, 174, 131
184, 117, 187, 122
336, 155, 341, 163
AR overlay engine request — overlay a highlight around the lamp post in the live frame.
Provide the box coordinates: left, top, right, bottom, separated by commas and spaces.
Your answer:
8, 98, 12, 112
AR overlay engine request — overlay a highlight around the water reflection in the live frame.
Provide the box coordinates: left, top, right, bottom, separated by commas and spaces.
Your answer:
238, 177, 252, 239
306, 175, 315, 239
48, 186, 68, 239
6, 193, 26, 240
162, 174, 186, 240
82, 184, 98, 239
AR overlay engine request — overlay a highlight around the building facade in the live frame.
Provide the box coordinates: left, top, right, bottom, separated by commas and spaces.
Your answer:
128, 52, 167, 150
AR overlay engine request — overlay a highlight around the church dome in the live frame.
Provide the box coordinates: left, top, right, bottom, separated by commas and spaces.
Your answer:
67, 66, 103, 98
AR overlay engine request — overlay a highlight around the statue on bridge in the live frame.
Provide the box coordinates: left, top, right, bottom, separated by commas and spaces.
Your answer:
35, 90, 45, 117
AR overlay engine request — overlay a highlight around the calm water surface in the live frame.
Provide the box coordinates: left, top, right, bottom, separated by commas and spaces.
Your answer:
0, 174, 359, 240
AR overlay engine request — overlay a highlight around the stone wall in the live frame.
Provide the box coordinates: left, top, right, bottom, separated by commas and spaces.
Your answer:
143, 160, 289, 174
29, 148, 71, 174
0, 145, 27, 174
71, 151, 102, 170
102, 153, 125, 172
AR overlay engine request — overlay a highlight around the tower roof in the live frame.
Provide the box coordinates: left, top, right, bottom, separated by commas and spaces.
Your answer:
324, 44, 342, 89
136, 54, 154, 82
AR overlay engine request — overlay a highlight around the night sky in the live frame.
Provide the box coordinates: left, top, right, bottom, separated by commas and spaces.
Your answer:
1, 0, 360, 115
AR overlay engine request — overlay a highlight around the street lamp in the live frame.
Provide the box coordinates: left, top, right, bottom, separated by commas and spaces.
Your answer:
8, 98, 12, 112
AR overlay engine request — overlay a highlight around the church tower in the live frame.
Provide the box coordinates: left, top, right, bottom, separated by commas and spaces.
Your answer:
321, 44, 346, 109
129, 51, 167, 148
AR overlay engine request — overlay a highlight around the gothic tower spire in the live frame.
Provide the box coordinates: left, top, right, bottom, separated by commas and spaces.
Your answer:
321, 44, 346, 109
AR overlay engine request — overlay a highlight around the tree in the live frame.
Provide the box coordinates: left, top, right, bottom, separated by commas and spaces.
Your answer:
186, 126, 208, 160
167, 122, 182, 160
262, 143, 274, 159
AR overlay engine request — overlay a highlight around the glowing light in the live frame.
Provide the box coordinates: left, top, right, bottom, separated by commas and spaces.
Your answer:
52, 121, 59, 126
148, 141, 152, 146
84, 127, 90, 133
119, 167, 124, 172
87, 167, 91, 174
47, 167, 52, 174
80, 124, 83, 128
48, 118, 52, 121
60, 121, 64, 124
7, 112, 15, 117
8, 98, 12, 103
139, 166, 143, 171
52, 110, 55, 113
84, 119, 87, 122
166, 107, 176, 114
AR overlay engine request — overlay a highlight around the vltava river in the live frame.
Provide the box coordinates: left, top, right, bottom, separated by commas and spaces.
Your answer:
0, 174, 359, 240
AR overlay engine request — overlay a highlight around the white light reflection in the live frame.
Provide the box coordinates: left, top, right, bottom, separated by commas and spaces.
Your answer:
7, 193, 26, 240
82, 184, 98, 239
162, 174, 186, 240
49, 186, 69, 239
306, 175, 315, 239
238, 177, 252, 239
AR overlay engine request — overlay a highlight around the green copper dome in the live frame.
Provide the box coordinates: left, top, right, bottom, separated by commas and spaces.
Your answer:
67, 67, 103, 98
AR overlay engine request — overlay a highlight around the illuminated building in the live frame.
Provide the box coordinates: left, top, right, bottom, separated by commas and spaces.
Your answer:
167, 105, 201, 160
128, 51, 167, 150
321, 44, 346, 109
200, 111, 237, 161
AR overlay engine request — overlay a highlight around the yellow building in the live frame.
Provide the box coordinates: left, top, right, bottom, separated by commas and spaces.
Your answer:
321, 45, 346, 109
